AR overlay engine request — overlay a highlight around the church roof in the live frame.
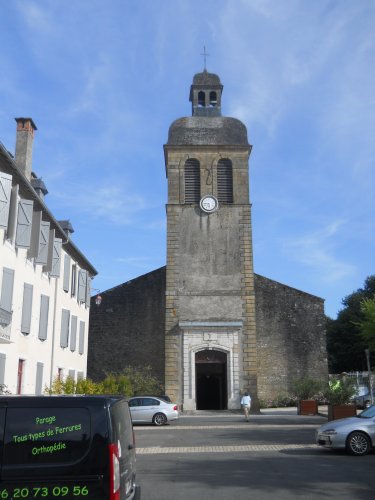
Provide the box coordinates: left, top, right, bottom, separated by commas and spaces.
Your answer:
167, 116, 249, 146
192, 70, 222, 86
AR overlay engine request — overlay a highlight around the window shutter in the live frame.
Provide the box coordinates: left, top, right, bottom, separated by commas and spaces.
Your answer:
60, 309, 70, 348
38, 295, 49, 341
0, 353, 6, 385
78, 321, 85, 355
85, 275, 91, 308
21, 283, 33, 335
63, 255, 71, 292
35, 220, 50, 264
7, 185, 19, 242
217, 159, 233, 203
71, 265, 77, 297
184, 159, 200, 203
77, 371, 84, 381
0, 268, 15, 313
15, 199, 33, 248
0, 172, 12, 229
68, 369, 75, 380
70, 315, 77, 352
35, 362, 44, 395
77, 270, 87, 303
49, 237, 62, 278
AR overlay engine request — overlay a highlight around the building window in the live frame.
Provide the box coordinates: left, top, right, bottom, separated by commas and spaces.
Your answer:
198, 91, 205, 107
209, 91, 217, 107
184, 159, 200, 203
217, 159, 233, 203
71, 264, 77, 297
57, 367, 63, 381
17, 359, 25, 395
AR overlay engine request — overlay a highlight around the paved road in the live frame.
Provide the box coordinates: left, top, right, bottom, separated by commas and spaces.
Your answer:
134, 410, 375, 500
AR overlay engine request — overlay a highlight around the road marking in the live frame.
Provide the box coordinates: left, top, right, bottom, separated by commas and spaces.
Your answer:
137, 444, 318, 454
134, 424, 319, 430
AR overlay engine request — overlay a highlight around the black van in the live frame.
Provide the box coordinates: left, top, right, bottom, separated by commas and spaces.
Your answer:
0, 395, 140, 500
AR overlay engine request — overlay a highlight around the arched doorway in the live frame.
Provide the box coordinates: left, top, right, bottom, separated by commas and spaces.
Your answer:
195, 350, 227, 410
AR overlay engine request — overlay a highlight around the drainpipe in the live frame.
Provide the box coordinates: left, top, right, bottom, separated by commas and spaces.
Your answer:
49, 275, 59, 389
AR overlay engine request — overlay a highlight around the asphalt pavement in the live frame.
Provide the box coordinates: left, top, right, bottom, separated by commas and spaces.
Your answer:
134, 407, 375, 500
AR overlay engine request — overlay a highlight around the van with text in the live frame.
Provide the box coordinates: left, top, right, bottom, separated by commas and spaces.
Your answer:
0, 395, 140, 499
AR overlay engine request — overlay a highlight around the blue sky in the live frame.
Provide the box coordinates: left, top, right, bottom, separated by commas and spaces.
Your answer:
0, 0, 374, 319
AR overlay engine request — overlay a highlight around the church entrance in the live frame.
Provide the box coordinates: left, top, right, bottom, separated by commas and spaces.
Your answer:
195, 350, 227, 410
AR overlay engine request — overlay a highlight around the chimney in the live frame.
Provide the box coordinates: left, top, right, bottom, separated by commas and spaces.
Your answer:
58, 220, 75, 237
14, 117, 37, 180
31, 175, 48, 200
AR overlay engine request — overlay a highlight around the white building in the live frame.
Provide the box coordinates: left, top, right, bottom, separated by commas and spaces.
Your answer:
0, 118, 97, 395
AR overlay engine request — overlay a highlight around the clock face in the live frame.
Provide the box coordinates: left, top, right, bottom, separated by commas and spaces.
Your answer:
200, 195, 218, 213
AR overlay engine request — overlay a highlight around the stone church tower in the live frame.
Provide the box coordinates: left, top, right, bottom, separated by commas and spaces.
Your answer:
87, 70, 328, 410
164, 70, 258, 410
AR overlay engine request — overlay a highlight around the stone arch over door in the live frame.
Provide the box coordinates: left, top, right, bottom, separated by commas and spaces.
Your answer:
195, 349, 227, 410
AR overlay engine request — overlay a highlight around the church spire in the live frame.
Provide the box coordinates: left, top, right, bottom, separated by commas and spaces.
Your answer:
189, 69, 223, 118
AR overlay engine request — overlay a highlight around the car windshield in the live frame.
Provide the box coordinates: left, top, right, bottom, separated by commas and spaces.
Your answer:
357, 405, 375, 418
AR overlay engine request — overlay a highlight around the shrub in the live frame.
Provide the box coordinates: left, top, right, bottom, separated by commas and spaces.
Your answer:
290, 377, 324, 400
323, 376, 357, 405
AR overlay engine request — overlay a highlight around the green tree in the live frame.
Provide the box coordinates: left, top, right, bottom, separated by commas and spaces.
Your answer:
326, 275, 375, 372
358, 296, 375, 351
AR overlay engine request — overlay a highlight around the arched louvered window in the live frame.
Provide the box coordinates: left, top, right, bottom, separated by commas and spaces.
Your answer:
209, 91, 217, 107
184, 159, 201, 203
217, 159, 233, 203
198, 91, 205, 107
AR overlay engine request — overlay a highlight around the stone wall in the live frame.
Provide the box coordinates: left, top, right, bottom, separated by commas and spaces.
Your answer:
254, 274, 328, 401
87, 267, 166, 383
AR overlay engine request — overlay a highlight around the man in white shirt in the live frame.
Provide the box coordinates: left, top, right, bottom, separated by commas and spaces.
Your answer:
240, 392, 251, 421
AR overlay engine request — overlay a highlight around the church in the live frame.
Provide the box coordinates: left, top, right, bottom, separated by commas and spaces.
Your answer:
87, 69, 328, 411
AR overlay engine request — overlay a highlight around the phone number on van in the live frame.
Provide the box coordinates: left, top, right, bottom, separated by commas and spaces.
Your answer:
0, 486, 89, 498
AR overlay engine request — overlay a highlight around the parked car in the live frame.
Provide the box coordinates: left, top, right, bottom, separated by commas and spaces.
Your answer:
128, 396, 179, 425
0, 395, 140, 499
316, 404, 375, 456
355, 388, 375, 409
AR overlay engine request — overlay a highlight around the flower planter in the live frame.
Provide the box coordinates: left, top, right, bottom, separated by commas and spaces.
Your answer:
328, 404, 357, 421
298, 400, 318, 415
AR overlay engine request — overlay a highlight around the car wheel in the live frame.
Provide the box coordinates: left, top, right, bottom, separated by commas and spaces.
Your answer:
346, 431, 371, 456
153, 413, 167, 426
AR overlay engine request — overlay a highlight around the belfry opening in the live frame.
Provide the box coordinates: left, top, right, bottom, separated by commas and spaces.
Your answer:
195, 350, 227, 410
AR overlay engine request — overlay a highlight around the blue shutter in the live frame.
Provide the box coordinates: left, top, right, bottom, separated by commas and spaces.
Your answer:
0, 172, 12, 228
78, 321, 85, 355
15, 199, 33, 248
35, 362, 44, 395
68, 369, 75, 380
60, 309, 70, 348
21, 283, 33, 334
0, 268, 15, 313
50, 238, 62, 278
70, 315, 77, 352
77, 270, 87, 302
63, 255, 71, 292
85, 275, 91, 308
0, 353, 6, 384
38, 295, 49, 341
35, 220, 50, 264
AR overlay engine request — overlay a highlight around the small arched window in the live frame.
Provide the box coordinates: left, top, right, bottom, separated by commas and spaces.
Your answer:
209, 91, 217, 107
198, 91, 205, 107
184, 159, 200, 203
217, 159, 233, 203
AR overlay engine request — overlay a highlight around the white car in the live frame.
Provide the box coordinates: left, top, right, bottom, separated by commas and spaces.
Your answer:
128, 396, 179, 425
316, 405, 375, 456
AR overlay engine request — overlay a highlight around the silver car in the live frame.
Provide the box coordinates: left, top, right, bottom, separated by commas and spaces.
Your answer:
316, 405, 375, 456
128, 396, 179, 426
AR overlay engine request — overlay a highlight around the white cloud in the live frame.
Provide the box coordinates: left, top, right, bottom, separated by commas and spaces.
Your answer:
281, 220, 357, 283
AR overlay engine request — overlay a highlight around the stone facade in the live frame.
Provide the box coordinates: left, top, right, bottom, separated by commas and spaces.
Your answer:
87, 70, 328, 409
87, 267, 166, 383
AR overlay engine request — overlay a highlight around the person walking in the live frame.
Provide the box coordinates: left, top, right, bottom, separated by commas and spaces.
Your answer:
240, 392, 251, 421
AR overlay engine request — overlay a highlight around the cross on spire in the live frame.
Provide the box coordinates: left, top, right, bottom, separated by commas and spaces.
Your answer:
200, 45, 209, 71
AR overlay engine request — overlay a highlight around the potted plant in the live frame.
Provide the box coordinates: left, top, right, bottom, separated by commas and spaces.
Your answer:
324, 376, 358, 421
291, 377, 323, 415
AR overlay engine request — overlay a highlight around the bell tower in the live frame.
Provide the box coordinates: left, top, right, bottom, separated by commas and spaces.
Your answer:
164, 70, 259, 411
